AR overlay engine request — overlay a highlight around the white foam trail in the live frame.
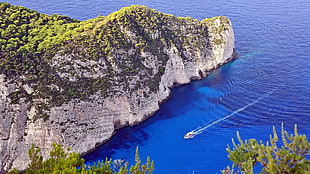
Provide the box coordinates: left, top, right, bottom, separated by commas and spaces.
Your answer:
186, 90, 274, 138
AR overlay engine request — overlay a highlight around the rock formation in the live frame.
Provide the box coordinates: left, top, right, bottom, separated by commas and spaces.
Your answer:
0, 3, 236, 172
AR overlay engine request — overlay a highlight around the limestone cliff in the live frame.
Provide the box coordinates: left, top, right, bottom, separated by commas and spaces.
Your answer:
0, 3, 236, 172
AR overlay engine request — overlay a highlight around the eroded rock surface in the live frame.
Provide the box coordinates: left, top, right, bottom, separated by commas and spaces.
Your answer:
0, 4, 236, 171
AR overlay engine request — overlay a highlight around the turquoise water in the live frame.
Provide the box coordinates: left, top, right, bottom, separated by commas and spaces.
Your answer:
5, 0, 310, 173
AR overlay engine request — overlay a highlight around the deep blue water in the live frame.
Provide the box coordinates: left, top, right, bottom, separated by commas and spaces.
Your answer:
5, 0, 310, 173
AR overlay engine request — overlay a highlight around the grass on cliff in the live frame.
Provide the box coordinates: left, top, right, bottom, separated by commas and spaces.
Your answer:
0, 3, 226, 121
1, 3, 170, 119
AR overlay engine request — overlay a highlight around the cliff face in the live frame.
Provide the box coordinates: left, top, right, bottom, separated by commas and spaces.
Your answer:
0, 3, 236, 171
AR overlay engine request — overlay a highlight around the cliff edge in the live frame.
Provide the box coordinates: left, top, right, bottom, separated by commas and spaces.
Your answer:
0, 3, 236, 171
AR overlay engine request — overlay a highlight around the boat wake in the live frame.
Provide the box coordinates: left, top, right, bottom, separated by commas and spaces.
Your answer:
184, 90, 275, 139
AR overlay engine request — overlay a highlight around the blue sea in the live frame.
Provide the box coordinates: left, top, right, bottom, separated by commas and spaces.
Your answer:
5, 0, 310, 173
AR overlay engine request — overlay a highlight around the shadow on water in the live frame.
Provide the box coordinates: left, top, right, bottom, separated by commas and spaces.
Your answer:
12, 0, 309, 172
84, 127, 149, 162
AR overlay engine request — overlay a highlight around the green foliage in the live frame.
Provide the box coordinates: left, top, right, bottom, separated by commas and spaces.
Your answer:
0, 3, 217, 120
201, 16, 230, 46
6, 168, 19, 174
129, 147, 154, 174
222, 124, 310, 174
27, 144, 44, 172
0, 2, 83, 117
201, 16, 229, 25
8, 143, 154, 174
25, 143, 84, 174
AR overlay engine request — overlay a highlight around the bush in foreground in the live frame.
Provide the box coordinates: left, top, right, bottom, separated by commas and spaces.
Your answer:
222, 124, 310, 174
8, 144, 154, 174
7, 124, 309, 173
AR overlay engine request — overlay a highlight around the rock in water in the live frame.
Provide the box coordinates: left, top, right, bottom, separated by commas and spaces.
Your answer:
0, 3, 236, 171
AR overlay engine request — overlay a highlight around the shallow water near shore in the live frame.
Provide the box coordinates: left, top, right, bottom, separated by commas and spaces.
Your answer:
5, 0, 310, 173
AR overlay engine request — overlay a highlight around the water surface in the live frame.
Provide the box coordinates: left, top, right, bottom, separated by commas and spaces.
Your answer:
5, 0, 310, 173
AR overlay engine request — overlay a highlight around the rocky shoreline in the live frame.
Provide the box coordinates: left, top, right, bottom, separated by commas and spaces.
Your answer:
0, 4, 236, 171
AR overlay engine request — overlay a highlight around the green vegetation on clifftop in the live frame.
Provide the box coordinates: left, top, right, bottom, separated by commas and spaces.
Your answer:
0, 3, 228, 121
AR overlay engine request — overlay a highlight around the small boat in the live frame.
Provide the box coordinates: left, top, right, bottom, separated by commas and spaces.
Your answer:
184, 131, 195, 139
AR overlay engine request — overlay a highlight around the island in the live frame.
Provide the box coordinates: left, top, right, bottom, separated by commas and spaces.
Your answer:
0, 3, 236, 171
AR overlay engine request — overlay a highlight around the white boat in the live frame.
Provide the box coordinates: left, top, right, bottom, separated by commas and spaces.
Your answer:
184, 131, 195, 139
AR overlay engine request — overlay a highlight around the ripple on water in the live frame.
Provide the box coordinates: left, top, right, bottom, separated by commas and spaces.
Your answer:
3, 0, 310, 173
